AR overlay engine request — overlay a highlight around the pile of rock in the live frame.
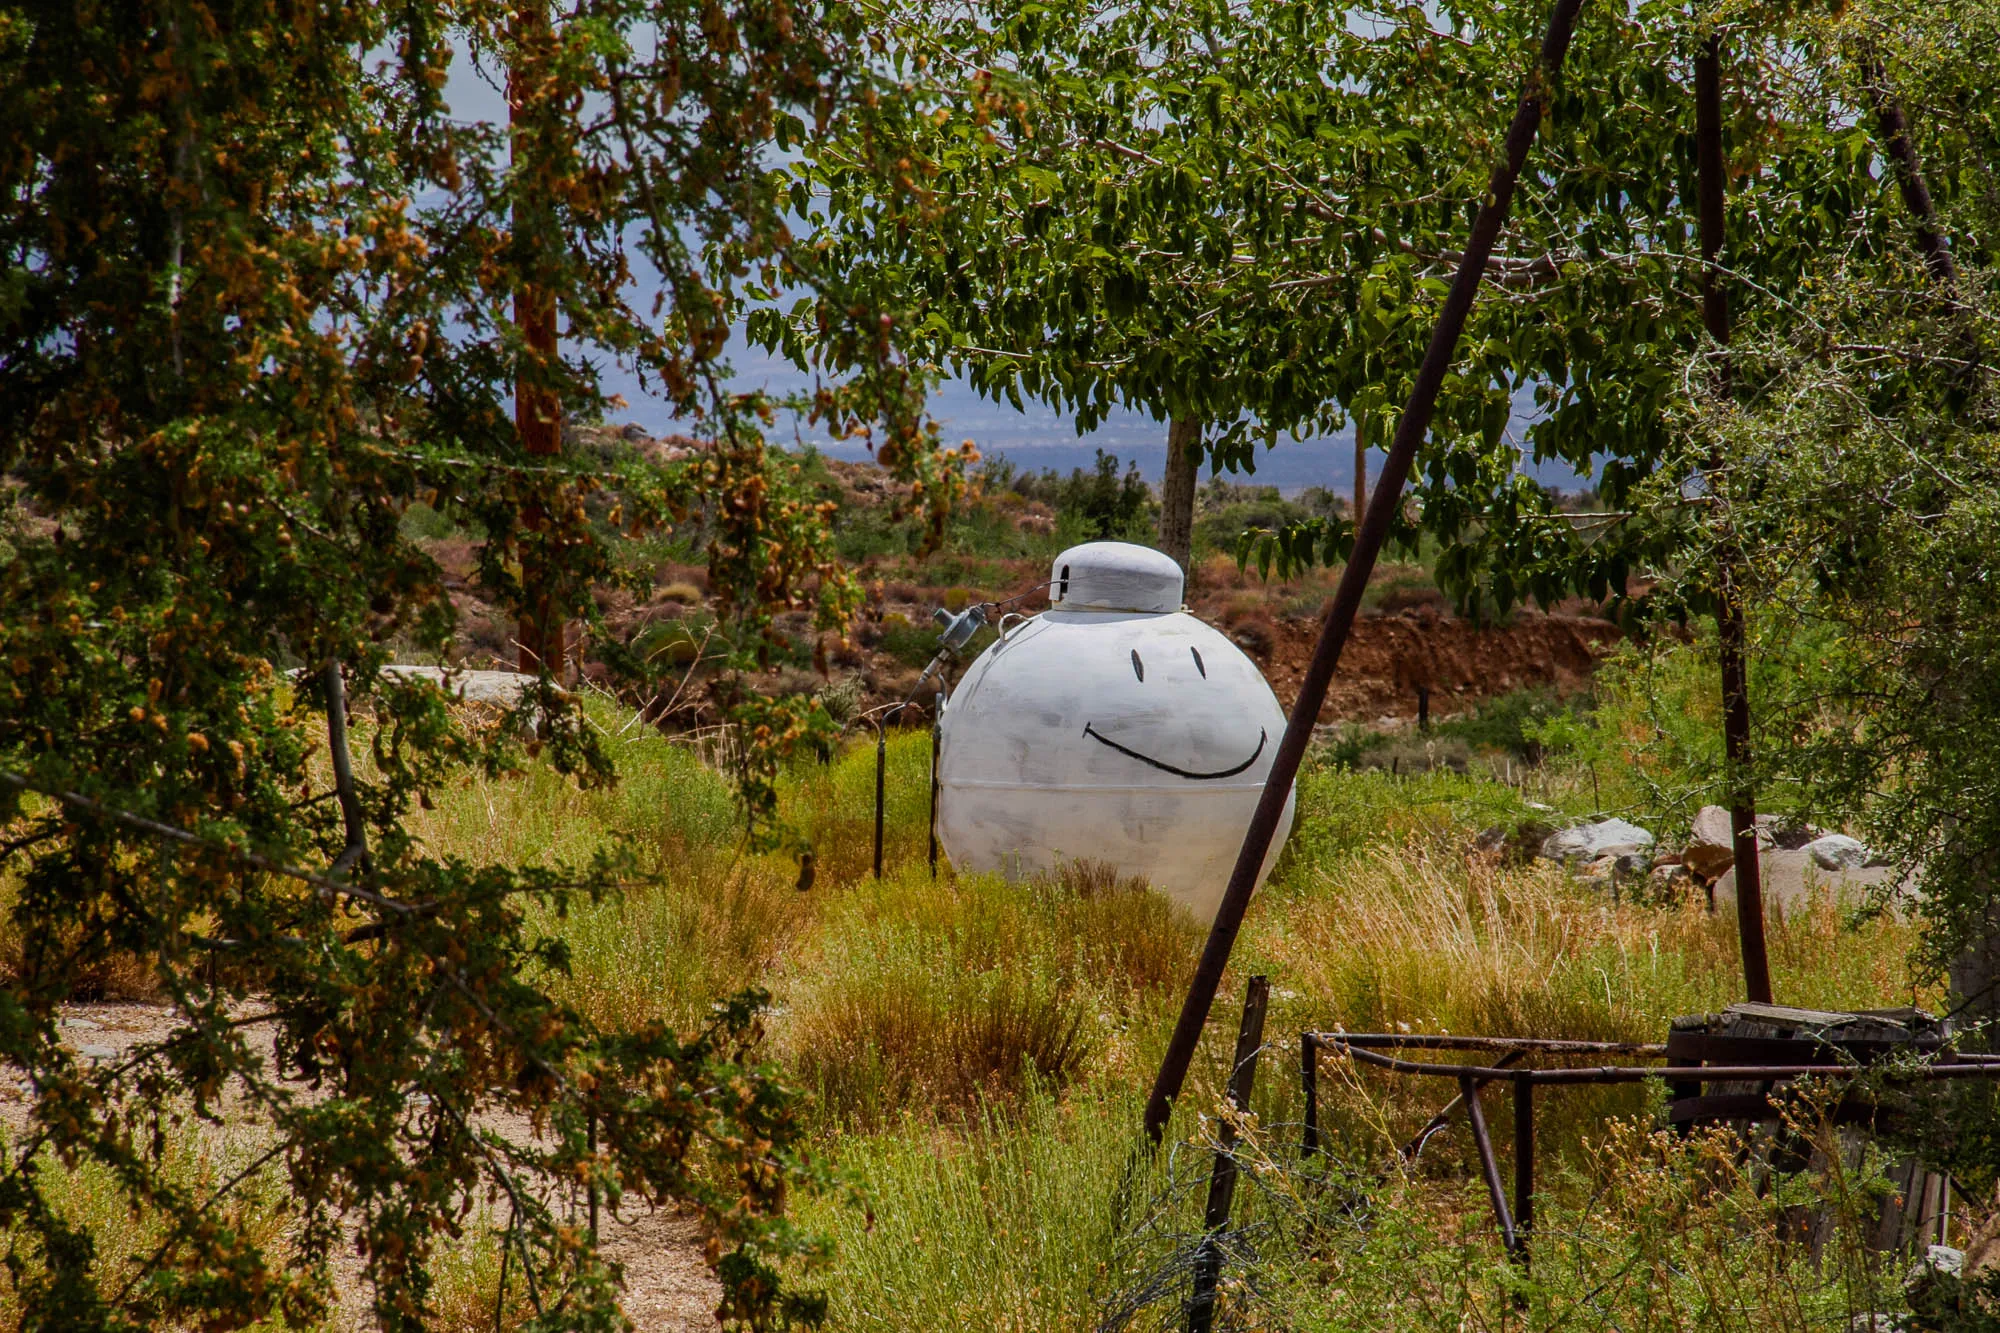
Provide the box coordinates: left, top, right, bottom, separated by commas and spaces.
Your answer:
1695, 809, 1899, 913
1480, 802, 1902, 912
1537, 817, 1660, 891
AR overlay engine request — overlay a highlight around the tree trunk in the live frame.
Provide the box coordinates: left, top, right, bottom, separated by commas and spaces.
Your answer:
1353, 412, 1369, 519
1159, 416, 1200, 580
512, 1, 565, 679
1696, 33, 1771, 1004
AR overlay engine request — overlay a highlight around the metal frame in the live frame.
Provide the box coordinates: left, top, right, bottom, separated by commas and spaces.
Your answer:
1299, 1031, 2000, 1267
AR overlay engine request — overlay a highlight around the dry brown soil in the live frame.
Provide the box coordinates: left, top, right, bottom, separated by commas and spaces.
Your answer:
8, 1002, 722, 1332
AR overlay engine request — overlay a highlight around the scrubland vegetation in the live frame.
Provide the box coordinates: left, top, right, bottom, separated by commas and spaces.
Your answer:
2, 636, 1947, 1330
450, 663, 1933, 1330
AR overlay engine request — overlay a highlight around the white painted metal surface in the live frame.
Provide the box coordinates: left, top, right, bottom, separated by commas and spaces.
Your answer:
937, 541, 1296, 922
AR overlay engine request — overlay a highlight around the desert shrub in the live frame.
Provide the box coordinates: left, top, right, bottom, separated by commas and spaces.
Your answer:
1349, 732, 1476, 776
1312, 723, 1388, 771
1523, 622, 1830, 839
1436, 684, 1583, 763
782, 730, 936, 884
777, 857, 1203, 1128
1026, 861, 1204, 1000
1281, 765, 1535, 866
0, 1123, 295, 1326
397, 499, 463, 541
781, 876, 1098, 1127
1192, 479, 1345, 565
876, 613, 943, 669
424, 1225, 531, 1333
1253, 830, 1929, 1162
795, 1085, 1165, 1332
1366, 574, 1449, 614
1005, 450, 1155, 543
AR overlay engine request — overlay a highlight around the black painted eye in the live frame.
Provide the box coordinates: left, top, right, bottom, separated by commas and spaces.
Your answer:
1130, 649, 1144, 681
1057, 564, 1070, 601
1190, 647, 1206, 678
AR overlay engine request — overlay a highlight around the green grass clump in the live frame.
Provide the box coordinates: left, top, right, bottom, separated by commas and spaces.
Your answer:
795, 1085, 1166, 1333
778, 861, 1200, 1128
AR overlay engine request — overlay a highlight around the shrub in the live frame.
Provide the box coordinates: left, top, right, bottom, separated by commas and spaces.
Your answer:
1437, 684, 1582, 763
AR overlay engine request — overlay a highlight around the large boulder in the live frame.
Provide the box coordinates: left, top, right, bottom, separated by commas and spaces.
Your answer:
1683, 806, 1825, 880
1683, 805, 1742, 880
1803, 833, 1872, 871
382, 665, 544, 708
1682, 805, 1794, 880
1712, 848, 1901, 915
1540, 817, 1654, 865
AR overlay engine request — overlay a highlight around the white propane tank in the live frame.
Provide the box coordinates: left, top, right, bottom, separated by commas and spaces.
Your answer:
935, 541, 1296, 922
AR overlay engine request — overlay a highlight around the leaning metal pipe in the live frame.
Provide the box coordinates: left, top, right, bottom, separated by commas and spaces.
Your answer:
1143, 0, 1591, 1145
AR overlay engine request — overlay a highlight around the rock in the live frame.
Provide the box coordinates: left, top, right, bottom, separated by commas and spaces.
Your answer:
1912, 1244, 1964, 1282
1905, 1244, 1966, 1322
1613, 851, 1653, 877
1684, 805, 1745, 880
1472, 826, 1507, 857
1539, 817, 1655, 865
1765, 818, 1828, 851
1648, 862, 1694, 897
1847, 1317, 1908, 1333
382, 665, 547, 708
1683, 806, 1827, 878
1713, 848, 1902, 915
61, 1017, 103, 1031
1804, 834, 1871, 871
77, 1044, 117, 1061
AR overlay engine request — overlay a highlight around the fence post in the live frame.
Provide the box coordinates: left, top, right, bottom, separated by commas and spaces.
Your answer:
1512, 1071, 1533, 1272
1188, 976, 1270, 1333
1299, 1033, 1319, 1159
873, 724, 886, 880
929, 691, 942, 878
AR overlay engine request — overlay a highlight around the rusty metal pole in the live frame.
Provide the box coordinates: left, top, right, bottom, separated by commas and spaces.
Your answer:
873, 724, 887, 880
1696, 34, 1773, 1006
1143, 0, 1590, 1146
928, 697, 942, 878
1461, 1074, 1519, 1254
1352, 412, 1368, 523
1512, 1070, 1534, 1271
1187, 976, 1269, 1333
512, 1, 564, 677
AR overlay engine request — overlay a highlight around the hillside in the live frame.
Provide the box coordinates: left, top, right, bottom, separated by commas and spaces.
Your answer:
407, 426, 1622, 729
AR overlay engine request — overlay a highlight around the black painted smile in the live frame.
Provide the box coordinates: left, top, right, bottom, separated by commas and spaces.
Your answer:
1082, 723, 1268, 780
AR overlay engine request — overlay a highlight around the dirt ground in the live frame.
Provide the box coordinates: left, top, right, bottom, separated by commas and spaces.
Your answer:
9, 1002, 722, 1332
1257, 606, 1621, 722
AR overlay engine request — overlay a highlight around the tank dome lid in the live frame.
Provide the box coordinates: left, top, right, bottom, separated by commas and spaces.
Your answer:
1048, 541, 1184, 613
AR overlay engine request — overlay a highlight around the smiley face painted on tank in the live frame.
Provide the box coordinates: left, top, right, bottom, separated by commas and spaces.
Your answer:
1081, 642, 1270, 780
934, 540, 1296, 924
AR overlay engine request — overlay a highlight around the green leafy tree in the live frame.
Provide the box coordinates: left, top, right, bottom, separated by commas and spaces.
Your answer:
0, 0, 940, 1327
784, 0, 1927, 620
1651, 0, 2000, 990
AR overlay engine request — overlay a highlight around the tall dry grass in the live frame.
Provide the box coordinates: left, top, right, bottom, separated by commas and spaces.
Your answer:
776, 861, 1202, 1128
